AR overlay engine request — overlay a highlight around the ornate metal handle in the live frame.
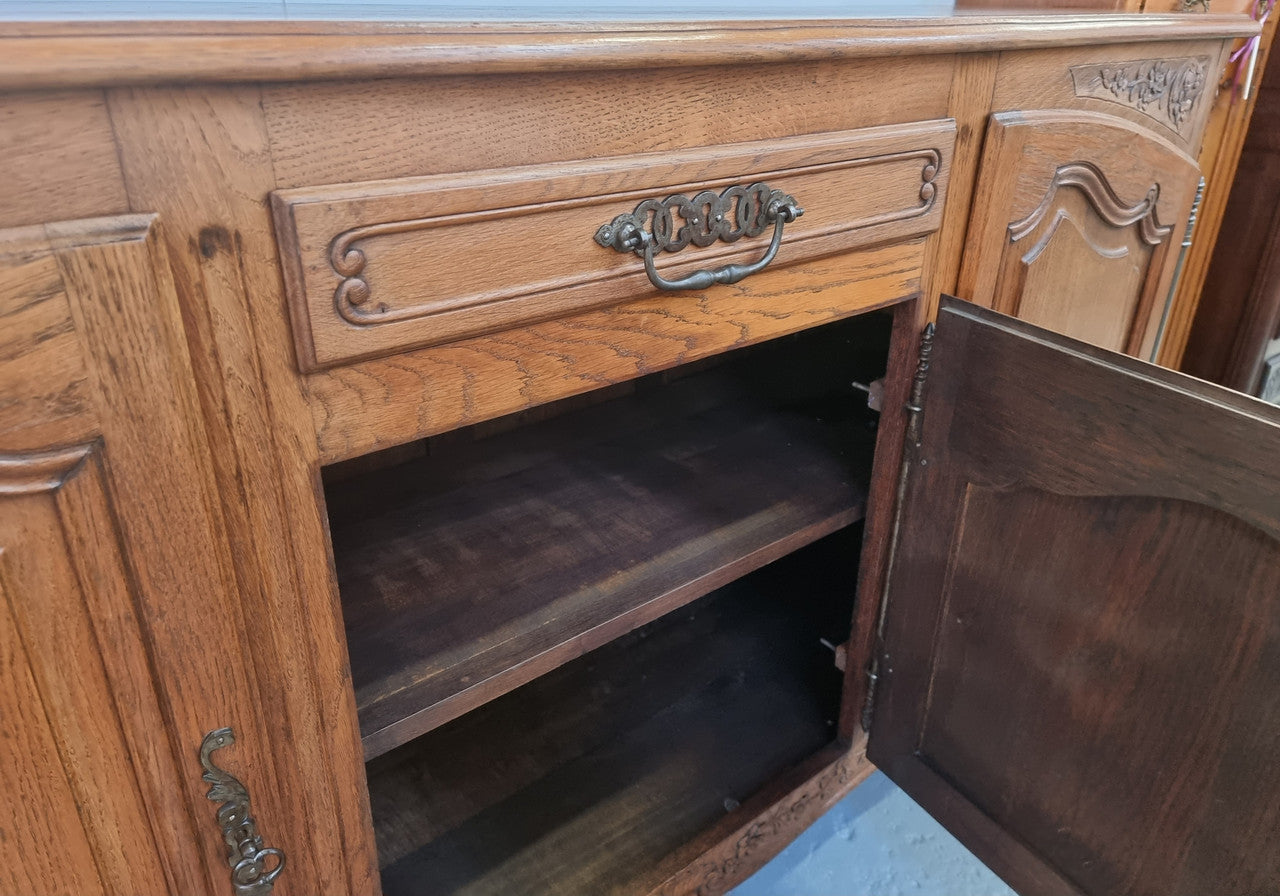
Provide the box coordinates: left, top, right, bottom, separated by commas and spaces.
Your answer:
595, 181, 803, 292
200, 728, 285, 896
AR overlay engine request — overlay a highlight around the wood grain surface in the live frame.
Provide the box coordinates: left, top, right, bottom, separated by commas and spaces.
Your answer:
0, 15, 1262, 895
872, 298, 1280, 896
307, 239, 923, 463
365, 536, 855, 896
958, 110, 1200, 356
106, 85, 381, 895
329, 316, 885, 756
1183, 16, 1280, 391
0, 215, 270, 896
272, 120, 952, 368
0, 16, 1255, 90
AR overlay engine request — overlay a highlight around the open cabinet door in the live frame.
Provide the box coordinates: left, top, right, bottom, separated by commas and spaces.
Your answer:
867, 297, 1280, 896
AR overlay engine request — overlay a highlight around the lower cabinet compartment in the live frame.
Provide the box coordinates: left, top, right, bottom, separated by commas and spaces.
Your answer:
366, 529, 860, 896
320, 309, 899, 893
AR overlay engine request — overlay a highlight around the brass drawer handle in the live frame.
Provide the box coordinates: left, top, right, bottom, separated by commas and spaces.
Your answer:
200, 728, 285, 896
595, 182, 803, 292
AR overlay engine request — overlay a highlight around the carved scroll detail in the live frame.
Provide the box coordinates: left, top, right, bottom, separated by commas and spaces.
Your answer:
1010, 163, 1172, 248
324, 148, 943, 328
1070, 57, 1210, 134
200, 728, 285, 896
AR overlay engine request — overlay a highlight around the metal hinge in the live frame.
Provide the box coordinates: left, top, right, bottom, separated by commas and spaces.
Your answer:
1149, 176, 1207, 363
861, 321, 934, 733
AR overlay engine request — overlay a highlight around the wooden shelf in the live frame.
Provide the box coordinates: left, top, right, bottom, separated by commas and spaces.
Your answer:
365, 535, 854, 896
326, 320, 882, 758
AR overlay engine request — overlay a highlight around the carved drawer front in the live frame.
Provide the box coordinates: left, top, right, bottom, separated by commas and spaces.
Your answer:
272, 120, 955, 370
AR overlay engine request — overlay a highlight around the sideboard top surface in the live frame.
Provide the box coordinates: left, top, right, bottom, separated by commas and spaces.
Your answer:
0, 13, 1257, 90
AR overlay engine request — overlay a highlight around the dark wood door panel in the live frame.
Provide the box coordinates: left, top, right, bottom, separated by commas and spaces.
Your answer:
870, 297, 1280, 896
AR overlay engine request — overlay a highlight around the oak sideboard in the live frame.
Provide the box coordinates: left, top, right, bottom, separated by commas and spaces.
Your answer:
4, 14, 1279, 896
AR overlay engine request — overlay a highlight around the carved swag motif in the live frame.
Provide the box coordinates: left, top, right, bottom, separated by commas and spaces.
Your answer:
1070, 57, 1210, 134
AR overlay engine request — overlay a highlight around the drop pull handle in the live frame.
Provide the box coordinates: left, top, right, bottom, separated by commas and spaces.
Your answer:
200, 728, 285, 895
595, 181, 803, 292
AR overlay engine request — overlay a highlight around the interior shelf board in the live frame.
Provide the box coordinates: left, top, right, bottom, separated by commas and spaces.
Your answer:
366, 568, 845, 896
330, 394, 871, 758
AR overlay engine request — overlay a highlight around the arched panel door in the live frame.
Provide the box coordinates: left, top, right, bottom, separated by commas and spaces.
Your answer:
869, 298, 1280, 896
0, 217, 283, 896
958, 111, 1200, 359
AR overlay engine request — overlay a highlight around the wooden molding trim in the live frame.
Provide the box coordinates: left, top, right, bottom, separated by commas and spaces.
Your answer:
0, 15, 1257, 90
1009, 162, 1172, 246
0, 445, 94, 495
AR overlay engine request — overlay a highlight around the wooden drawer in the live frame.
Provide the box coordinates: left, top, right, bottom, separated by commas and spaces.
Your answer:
272, 119, 955, 370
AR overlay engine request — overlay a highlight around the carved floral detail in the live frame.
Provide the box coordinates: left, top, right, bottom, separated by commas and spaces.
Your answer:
1070, 57, 1210, 134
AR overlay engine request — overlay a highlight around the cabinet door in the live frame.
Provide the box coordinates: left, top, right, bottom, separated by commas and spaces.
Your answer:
868, 297, 1280, 896
0, 217, 275, 896
959, 111, 1200, 359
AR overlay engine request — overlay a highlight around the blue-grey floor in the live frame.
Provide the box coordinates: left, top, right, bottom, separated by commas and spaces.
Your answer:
728, 772, 1017, 896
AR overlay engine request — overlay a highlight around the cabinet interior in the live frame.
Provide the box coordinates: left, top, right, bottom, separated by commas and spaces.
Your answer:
321, 310, 895, 894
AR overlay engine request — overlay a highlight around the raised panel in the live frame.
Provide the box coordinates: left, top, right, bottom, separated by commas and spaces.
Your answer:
0, 214, 277, 896
959, 110, 1200, 356
0, 445, 169, 896
0, 227, 97, 452
921, 484, 1280, 896
870, 299, 1280, 896
1003, 165, 1165, 349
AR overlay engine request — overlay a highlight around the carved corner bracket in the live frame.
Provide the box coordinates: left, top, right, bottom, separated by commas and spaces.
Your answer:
1070, 57, 1211, 135
1010, 163, 1172, 248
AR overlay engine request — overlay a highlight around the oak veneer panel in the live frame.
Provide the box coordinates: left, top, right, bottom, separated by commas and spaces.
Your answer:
0, 217, 236, 896
0, 450, 173, 896
0, 503, 107, 896
308, 238, 922, 462
330, 380, 875, 757
0, 229, 97, 453
0, 91, 128, 229
260, 59, 955, 188
366, 544, 852, 896
273, 120, 953, 368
